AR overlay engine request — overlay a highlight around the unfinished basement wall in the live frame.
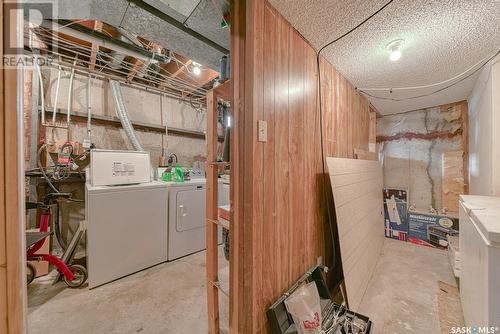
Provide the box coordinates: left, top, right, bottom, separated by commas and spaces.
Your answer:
377, 101, 468, 213
235, 2, 372, 332
27, 68, 209, 235
40, 68, 208, 165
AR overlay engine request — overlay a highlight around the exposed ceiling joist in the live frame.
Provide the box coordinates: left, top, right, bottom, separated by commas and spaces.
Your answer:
89, 21, 103, 70
54, 0, 230, 71
28, 16, 222, 108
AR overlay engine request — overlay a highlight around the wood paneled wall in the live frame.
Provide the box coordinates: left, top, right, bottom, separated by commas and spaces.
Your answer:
232, 1, 372, 333
320, 58, 371, 158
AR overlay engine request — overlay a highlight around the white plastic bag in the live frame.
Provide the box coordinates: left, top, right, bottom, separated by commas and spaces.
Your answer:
284, 282, 322, 334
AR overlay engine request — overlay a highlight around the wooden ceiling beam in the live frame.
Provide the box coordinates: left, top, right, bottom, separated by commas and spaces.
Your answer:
126, 41, 161, 82
127, 58, 145, 82
89, 21, 103, 71
172, 59, 191, 78
182, 71, 219, 97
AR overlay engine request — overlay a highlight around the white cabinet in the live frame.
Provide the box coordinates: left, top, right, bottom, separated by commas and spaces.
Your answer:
459, 195, 500, 327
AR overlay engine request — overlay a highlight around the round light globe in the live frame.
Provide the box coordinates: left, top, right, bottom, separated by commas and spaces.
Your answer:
390, 50, 401, 61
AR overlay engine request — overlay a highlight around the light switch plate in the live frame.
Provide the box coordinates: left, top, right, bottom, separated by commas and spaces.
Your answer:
258, 120, 267, 142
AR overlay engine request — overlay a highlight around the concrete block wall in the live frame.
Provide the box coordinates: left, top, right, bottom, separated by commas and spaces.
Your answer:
41, 67, 208, 166
31, 68, 212, 240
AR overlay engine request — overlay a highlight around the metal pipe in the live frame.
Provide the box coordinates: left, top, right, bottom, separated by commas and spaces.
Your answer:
44, 20, 160, 63
86, 74, 92, 141
52, 65, 61, 123
109, 80, 144, 151
66, 60, 76, 125
30, 25, 205, 89
34, 55, 46, 124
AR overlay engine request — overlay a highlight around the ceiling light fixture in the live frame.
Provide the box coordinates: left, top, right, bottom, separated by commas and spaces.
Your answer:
192, 62, 202, 75
386, 39, 404, 61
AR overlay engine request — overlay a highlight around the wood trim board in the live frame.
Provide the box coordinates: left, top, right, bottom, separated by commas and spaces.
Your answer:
1, 0, 26, 332
206, 80, 231, 334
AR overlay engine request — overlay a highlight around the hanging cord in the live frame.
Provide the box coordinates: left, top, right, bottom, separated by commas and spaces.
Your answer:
315, 0, 394, 276
357, 49, 500, 92
358, 49, 500, 101
36, 143, 84, 202
38, 144, 59, 193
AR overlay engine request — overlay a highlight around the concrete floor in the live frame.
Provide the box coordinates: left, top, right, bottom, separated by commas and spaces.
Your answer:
28, 249, 229, 334
358, 238, 461, 334
29, 239, 460, 334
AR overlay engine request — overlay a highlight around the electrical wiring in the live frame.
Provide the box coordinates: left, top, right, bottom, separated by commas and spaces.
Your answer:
356, 49, 500, 91
315, 0, 394, 279
36, 144, 85, 202
37, 144, 61, 194
358, 49, 500, 101
29, 25, 209, 97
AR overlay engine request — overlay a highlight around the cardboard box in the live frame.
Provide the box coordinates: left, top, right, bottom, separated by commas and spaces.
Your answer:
408, 211, 459, 249
27, 228, 50, 277
383, 188, 408, 241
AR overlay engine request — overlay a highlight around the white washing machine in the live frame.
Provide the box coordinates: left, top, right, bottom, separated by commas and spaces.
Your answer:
166, 179, 228, 261
86, 150, 168, 288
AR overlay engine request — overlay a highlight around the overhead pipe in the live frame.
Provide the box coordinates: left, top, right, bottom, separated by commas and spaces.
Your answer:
66, 60, 76, 125
34, 54, 46, 124
109, 80, 144, 151
52, 65, 62, 123
85, 74, 92, 145
44, 20, 167, 63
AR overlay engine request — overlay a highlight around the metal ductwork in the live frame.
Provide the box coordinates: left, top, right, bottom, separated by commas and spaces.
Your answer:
109, 80, 144, 151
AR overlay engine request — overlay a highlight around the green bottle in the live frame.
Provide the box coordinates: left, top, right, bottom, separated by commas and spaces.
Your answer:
162, 169, 172, 182
173, 164, 184, 182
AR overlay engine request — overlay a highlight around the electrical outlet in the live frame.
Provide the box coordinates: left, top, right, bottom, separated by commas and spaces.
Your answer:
257, 120, 267, 142
317, 256, 323, 266
83, 138, 92, 149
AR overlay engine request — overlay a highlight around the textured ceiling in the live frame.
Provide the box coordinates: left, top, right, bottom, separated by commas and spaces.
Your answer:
156, 0, 201, 18
268, 0, 500, 114
144, 0, 230, 49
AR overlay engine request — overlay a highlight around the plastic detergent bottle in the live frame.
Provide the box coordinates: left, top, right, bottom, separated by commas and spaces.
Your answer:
172, 164, 185, 182
162, 169, 172, 182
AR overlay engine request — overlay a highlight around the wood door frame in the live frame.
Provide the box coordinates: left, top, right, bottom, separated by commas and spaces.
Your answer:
1, 0, 265, 332
1, 0, 27, 333
230, 0, 264, 332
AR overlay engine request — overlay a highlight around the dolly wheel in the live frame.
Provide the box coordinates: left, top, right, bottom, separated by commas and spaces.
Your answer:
64, 264, 87, 288
27, 262, 36, 285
